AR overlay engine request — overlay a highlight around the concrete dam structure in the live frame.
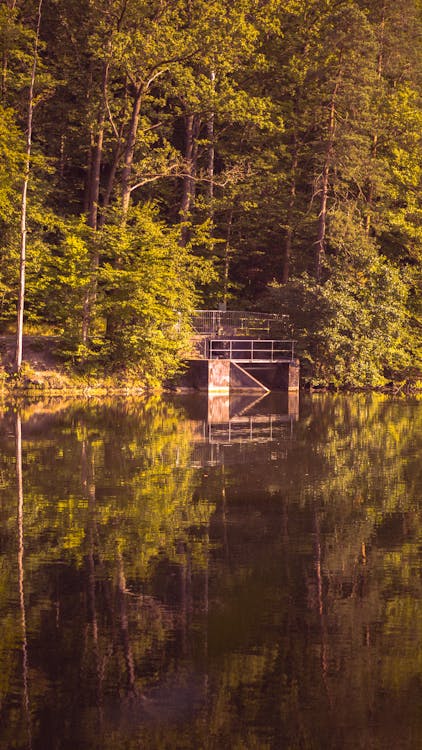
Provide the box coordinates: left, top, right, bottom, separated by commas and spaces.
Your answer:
179, 310, 300, 394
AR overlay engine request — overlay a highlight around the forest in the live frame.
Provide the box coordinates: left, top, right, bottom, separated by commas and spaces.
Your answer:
0, 0, 421, 387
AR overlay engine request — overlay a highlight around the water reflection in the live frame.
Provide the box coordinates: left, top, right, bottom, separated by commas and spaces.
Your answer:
15, 413, 32, 750
181, 392, 299, 467
0, 394, 420, 749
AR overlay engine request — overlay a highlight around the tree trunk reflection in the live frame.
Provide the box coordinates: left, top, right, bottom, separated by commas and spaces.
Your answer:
15, 412, 32, 750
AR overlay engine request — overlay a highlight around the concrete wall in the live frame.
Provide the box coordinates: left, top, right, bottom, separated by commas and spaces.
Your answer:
230, 362, 269, 392
241, 359, 300, 390
177, 358, 300, 392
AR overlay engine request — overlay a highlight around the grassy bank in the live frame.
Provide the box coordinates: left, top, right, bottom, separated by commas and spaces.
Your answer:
0, 334, 151, 397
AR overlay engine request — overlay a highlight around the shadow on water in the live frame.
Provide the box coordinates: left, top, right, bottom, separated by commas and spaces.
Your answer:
0, 393, 420, 749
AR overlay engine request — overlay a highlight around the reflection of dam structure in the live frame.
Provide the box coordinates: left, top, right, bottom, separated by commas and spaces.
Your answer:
183, 392, 299, 467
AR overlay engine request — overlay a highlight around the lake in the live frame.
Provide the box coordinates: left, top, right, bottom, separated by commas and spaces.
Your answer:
0, 392, 420, 749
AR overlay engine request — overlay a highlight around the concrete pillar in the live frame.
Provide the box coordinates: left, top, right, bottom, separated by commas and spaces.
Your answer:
208, 359, 230, 394
287, 359, 300, 391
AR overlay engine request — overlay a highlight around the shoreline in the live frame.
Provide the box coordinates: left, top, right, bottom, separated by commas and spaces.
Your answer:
1, 377, 420, 400
1, 337, 420, 399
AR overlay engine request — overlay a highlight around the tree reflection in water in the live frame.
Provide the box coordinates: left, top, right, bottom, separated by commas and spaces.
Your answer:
0, 394, 420, 749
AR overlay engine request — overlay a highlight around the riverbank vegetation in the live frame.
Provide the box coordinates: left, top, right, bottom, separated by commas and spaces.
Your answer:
0, 0, 421, 388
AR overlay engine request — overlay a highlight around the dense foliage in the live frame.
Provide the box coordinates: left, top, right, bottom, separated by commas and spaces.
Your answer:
0, 0, 421, 384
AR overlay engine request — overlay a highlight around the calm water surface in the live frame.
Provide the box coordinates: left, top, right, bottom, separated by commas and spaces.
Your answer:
0, 393, 420, 750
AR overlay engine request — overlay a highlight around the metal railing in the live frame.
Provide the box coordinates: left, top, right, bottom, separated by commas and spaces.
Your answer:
205, 415, 293, 444
207, 339, 295, 361
192, 310, 285, 338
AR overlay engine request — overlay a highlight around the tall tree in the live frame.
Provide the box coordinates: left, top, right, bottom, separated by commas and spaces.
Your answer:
15, 0, 43, 372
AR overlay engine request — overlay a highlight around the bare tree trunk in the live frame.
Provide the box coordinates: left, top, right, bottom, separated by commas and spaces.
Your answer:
1, 0, 18, 98
121, 85, 143, 217
83, 128, 94, 216
104, 81, 139, 342
100, 140, 123, 224
365, 4, 385, 236
207, 72, 215, 197
283, 136, 298, 284
315, 79, 340, 282
83, 64, 95, 215
1, 50, 8, 99
87, 124, 104, 230
223, 208, 233, 303
15, 0, 43, 373
58, 133, 66, 180
81, 60, 109, 345
207, 114, 214, 202
180, 113, 200, 246
180, 114, 194, 220
206, 70, 216, 264
99, 78, 129, 227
